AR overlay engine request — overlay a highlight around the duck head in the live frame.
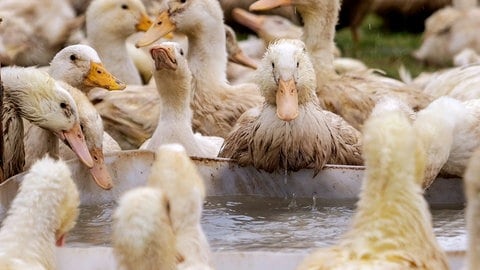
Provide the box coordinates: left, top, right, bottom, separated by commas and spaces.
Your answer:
256, 39, 316, 121
136, 0, 222, 47
86, 0, 153, 40
49, 44, 126, 92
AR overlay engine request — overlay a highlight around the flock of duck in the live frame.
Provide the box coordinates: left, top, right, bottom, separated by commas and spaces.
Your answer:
1, 0, 480, 269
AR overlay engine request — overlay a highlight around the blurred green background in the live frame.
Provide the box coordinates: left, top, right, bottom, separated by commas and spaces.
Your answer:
335, 14, 438, 80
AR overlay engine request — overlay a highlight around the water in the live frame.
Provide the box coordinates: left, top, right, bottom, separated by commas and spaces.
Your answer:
66, 196, 466, 252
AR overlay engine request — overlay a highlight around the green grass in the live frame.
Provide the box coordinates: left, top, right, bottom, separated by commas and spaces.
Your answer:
334, 15, 437, 79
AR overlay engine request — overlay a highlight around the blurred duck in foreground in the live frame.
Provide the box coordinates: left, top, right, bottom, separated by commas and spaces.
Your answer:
140, 42, 223, 157
411, 96, 480, 188
219, 39, 363, 173
113, 144, 212, 270
464, 145, 480, 270
295, 102, 449, 270
0, 156, 80, 270
1, 67, 93, 181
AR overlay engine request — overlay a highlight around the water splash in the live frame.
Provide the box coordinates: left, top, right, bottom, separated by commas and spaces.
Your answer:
311, 192, 317, 211
288, 193, 297, 209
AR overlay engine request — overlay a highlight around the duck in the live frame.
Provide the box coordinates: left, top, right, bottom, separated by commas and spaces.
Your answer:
48, 44, 126, 93
464, 145, 480, 270
24, 44, 124, 189
225, 24, 258, 70
1, 66, 93, 181
113, 144, 213, 270
219, 0, 300, 26
90, 22, 259, 149
0, 156, 80, 270
421, 64, 480, 101
0, 0, 84, 66
136, 0, 264, 138
140, 42, 223, 157
232, 7, 365, 75
250, 0, 433, 130
411, 97, 462, 188
413, 2, 480, 66
86, 0, 153, 85
113, 187, 177, 270
219, 39, 363, 173
295, 102, 449, 270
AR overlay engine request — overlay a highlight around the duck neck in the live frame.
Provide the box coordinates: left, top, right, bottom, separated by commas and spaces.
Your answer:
154, 70, 192, 122
186, 18, 228, 90
88, 33, 141, 85
1, 95, 25, 179
0, 186, 60, 269
297, 0, 339, 80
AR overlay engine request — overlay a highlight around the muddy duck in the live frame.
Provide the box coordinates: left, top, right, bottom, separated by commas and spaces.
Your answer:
219, 39, 363, 173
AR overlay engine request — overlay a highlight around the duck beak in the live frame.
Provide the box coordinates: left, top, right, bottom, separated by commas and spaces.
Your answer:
136, 12, 153, 32
136, 11, 176, 48
151, 45, 178, 70
88, 147, 113, 190
276, 78, 298, 121
84, 62, 126, 90
250, 0, 292, 11
56, 233, 66, 247
229, 51, 258, 69
57, 123, 94, 168
232, 8, 264, 33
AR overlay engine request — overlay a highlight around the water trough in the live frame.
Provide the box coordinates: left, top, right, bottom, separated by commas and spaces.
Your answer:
0, 150, 467, 269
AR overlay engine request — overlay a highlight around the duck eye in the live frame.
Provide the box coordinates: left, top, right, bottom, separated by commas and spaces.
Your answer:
296, 62, 299, 68
180, 0, 187, 3
121, 4, 129, 9
70, 54, 77, 61
271, 62, 275, 68
179, 49, 184, 56
60, 102, 68, 109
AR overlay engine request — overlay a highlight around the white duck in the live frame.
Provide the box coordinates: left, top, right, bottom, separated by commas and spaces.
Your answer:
250, 0, 433, 130
0, 0, 83, 66
1, 67, 93, 181
422, 64, 480, 101
0, 156, 80, 270
48, 44, 126, 93
24, 45, 124, 189
414, 2, 480, 66
464, 145, 480, 270
113, 187, 177, 270
113, 144, 213, 270
295, 102, 449, 270
140, 42, 223, 157
219, 39, 363, 173
86, 0, 153, 85
136, 0, 264, 138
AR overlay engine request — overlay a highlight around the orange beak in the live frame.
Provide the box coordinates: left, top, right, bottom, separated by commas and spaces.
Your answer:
56, 123, 94, 168
84, 62, 126, 90
228, 51, 258, 69
88, 147, 113, 190
249, 0, 293, 11
136, 11, 176, 48
136, 12, 153, 32
56, 233, 66, 247
276, 78, 298, 121
232, 8, 264, 33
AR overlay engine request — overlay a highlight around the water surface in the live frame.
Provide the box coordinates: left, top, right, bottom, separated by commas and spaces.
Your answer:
67, 195, 466, 252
